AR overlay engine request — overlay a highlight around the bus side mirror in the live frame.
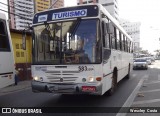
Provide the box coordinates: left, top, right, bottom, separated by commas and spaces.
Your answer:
22, 30, 26, 50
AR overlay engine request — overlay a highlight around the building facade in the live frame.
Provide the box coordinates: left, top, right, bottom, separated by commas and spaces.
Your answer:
77, 0, 97, 4
77, 0, 119, 20
34, 0, 51, 13
50, 0, 64, 9
119, 19, 141, 52
10, 29, 32, 81
34, 0, 64, 13
9, 0, 34, 30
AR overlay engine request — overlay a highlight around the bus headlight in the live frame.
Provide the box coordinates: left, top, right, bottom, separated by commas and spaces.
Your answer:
33, 76, 39, 81
88, 77, 94, 82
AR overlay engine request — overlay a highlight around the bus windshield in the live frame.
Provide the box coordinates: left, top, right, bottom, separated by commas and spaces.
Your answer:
33, 19, 101, 64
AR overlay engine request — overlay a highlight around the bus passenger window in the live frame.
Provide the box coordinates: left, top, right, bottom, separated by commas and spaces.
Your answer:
123, 35, 126, 51
0, 20, 10, 51
116, 29, 120, 50
119, 32, 122, 50
102, 21, 106, 47
125, 38, 128, 52
113, 27, 117, 49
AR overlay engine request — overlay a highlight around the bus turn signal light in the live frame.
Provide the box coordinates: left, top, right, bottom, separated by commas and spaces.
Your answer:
96, 77, 102, 81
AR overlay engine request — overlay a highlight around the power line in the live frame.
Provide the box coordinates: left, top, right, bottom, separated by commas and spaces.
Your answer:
0, 1, 33, 17
0, 1, 33, 21
0, 9, 32, 21
0, 1, 33, 30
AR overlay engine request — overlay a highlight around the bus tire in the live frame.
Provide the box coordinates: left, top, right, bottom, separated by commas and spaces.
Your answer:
126, 64, 130, 79
108, 69, 117, 96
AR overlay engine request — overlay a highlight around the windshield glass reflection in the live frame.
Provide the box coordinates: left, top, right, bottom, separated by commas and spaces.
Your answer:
33, 19, 101, 64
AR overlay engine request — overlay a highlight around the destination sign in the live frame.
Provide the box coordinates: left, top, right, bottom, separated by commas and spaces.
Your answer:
38, 14, 48, 22
52, 9, 87, 20
33, 5, 99, 24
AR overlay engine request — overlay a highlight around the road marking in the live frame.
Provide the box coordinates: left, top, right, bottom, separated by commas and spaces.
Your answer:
129, 74, 136, 81
158, 75, 160, 81
116, 76, 145, 116
143, 75, 149, 80
139, 89, 160, 93
132, 74, 136, 77
149, 65, 154, 68
143, 80, 160, 85
133, 99, 160, 105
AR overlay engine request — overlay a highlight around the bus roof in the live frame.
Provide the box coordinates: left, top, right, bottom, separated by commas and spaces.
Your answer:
32, 3, 132, 41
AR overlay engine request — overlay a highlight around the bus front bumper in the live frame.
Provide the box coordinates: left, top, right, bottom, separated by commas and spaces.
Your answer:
31, 81, 102, 95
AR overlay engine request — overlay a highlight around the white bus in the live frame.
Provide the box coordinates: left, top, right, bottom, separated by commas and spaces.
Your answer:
29, 4, 133, 95
0, 12, 15, 88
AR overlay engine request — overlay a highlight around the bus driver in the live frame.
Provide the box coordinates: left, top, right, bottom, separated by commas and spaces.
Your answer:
83, 33, 96, 63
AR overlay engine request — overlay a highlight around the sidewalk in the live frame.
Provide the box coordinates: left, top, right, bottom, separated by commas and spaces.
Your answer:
0, 80, 31, 96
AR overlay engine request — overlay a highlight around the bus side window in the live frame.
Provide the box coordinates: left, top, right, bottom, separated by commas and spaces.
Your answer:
131, 42, 134, 53
106, 23, 110, 49
125, 38, 128, 52
119, 32, 122, 51
108, 23, 115, 49
102, 20, 110, 48
113, 26, 117, 49
0, 20, 10, 51
130, 41, 132, 53
116, 29, 120, 50
102, 21, 106, 47
123, 35, 126, 51
128, 40, 130, 53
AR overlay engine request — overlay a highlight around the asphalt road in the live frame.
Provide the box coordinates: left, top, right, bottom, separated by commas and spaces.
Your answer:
1, 61, 160, 116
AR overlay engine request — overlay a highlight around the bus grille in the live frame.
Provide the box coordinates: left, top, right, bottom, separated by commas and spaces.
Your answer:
45, 70, 79, 83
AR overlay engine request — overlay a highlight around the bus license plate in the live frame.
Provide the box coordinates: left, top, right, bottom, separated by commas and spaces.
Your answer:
82, 86, 96, 92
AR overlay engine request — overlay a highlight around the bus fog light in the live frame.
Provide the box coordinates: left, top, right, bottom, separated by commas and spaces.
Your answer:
96, 77, 102, 81
82, 78, 86, 82
40, 77, 43, 81
33, 76, 39, 81
89, 77, 94, 82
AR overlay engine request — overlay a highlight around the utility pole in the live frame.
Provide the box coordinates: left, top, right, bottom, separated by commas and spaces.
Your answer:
7, 0, 11, 28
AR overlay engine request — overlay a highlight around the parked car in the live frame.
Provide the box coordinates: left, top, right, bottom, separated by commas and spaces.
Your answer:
142, 57, 152, 65
133, 58, 148, 70
155, 56, 160, 60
